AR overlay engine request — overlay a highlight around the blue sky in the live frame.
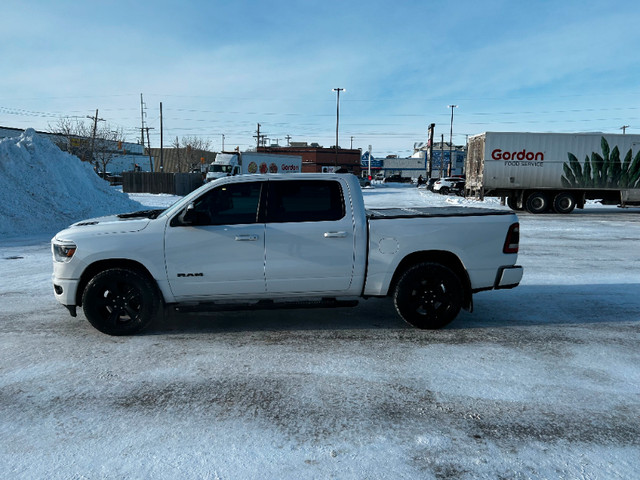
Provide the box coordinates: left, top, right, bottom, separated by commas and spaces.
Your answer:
2, 0, 640, 157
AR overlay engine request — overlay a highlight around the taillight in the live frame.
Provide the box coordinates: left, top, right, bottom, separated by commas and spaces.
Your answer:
503, 223, 520, 254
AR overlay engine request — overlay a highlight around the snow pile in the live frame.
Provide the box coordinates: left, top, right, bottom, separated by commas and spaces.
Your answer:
0, 129, 142, 237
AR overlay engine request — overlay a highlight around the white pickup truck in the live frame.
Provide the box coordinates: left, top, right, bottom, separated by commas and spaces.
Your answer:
52, 174, 523, 335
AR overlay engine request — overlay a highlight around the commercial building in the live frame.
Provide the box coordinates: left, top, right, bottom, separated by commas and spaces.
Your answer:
257, 143, 362, 175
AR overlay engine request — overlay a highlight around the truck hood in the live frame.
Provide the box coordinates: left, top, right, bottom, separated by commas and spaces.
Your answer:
69, 215, 151, 232
55, 209, 163, 239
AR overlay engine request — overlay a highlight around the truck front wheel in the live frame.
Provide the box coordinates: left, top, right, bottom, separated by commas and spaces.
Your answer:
393, 262, 463, 329
82, 268, 160, 336
506, 196, 522, 210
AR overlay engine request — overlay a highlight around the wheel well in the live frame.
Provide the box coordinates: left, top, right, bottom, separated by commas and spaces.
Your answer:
76, 259, 157, 307
389, 251, 473, 311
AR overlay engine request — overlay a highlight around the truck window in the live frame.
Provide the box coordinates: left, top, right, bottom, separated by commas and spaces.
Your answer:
267, 180, 345, 223
189, 182, 263, 225
209, 164, 233, 174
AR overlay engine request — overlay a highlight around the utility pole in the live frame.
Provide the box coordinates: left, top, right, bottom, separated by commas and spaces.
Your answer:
350, 136, 354, 149
285, 135, 292, 146
86, 109, 105, 166
332, 88, 345, 166
447, 105, 457, 176
440, 134, 444, 178
427, 123, 435, 178
140, 94, 146, 145
621, 125, 629, 134
159, 102, 163, 171
221, 134, 225, 151
254, 123, 261, 149
144, 127, 154, 171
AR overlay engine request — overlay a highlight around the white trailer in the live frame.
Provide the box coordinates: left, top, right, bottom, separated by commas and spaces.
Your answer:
206, 152, 302, 182
466, 132, 640, 213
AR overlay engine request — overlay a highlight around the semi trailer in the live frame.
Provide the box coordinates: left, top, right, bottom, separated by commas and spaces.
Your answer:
466, 132, 640, 213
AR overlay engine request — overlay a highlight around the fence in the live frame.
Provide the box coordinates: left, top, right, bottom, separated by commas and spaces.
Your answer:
122, 172, 204, 196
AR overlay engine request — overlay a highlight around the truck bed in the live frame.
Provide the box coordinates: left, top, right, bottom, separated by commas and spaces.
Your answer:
366, 206, 512, 219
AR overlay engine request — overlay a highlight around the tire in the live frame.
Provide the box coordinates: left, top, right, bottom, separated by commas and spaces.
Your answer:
82, 268, 160, 335
525, 192, 548, 214
439, 187, 450, 195
393, 262, 463, 329
506, 196, 521, 210
553, 192, 576, 214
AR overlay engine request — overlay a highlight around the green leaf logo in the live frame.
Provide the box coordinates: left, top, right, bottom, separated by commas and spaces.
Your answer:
563, 137, 640, 188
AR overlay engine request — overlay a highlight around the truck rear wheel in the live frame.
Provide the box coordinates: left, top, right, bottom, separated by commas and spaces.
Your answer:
525, 192, 549, 214
82, 268, 160, 336
393, 262, 463, 329
553, 192, 576, 214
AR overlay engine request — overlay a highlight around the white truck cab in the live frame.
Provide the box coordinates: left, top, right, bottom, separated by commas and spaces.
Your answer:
205, 152, 302, 182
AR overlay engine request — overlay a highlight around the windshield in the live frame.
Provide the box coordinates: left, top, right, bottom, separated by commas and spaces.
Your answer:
209, 164, 233, 173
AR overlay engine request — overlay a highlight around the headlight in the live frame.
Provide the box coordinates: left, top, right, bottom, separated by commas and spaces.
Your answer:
53, 242, 77, 262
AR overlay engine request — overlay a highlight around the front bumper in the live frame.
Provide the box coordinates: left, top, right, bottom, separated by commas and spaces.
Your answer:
52, 274, 80, 312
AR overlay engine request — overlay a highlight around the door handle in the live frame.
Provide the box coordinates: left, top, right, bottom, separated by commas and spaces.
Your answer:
235, 234, 259, 241
323, 231, 347, 238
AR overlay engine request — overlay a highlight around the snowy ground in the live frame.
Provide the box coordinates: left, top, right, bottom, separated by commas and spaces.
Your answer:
1, 184, 640, 479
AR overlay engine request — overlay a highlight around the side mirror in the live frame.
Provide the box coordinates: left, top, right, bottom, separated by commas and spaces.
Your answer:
182, 203, 199, 225
171, 203, 208, 227
175, 203, 208, 226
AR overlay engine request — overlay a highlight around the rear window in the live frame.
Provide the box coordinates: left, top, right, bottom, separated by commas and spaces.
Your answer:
267, 180, 345, 223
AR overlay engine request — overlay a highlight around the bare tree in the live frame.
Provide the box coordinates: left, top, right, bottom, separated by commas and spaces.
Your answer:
48, 118, 92, 161
181, 136, 212, 172
170, 136, 212, 172
172, 136, 184, 172
93, 126, 126, 177
48, 117, 126, 176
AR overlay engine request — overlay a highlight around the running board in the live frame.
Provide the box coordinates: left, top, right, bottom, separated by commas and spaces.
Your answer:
173, 298, 359, 313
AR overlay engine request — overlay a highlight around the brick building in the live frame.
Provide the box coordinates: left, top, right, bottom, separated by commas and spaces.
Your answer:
257, 144, 361, 175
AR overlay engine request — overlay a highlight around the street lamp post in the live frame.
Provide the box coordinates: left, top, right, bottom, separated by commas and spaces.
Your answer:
332, 88, 345, 167
447, 105, 458, 176
221, 134, 225, 151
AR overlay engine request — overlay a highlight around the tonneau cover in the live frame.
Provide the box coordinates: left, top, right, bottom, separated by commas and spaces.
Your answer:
366, 206, 512, 219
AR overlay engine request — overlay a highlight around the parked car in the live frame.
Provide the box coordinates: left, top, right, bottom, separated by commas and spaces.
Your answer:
383, 174, 413, 184
51, 174, 522, 335
433, 177, 465, 195
426, 178, 439, 191
451, 179, 466, 196
358, 176, 371, 188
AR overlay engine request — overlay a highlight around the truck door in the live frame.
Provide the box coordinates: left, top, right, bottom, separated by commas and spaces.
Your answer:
264, 179, 355, 293
164, 180, 266, 299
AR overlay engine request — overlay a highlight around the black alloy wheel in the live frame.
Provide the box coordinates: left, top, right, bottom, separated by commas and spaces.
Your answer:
393, 262, 463, 329
82, 268, 159, 335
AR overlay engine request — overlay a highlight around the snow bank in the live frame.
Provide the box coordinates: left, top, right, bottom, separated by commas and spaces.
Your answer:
0, 129, 142, 238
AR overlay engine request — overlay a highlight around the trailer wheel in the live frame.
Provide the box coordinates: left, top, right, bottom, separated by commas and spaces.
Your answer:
393, 262, 463, 329
553, 192, 576, 214
506, 196, 522, 210
525, 192, 548, 214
